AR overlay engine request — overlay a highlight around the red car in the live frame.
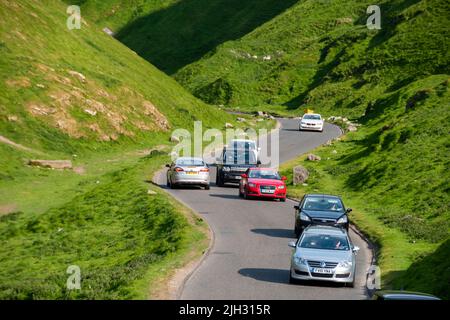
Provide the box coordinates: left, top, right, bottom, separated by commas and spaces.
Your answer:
239, 168, 287, 201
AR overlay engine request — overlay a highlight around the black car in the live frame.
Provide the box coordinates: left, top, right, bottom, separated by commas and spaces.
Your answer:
372, 290, 441, 300
293, 194, 351, 237
216, 147, 260, 186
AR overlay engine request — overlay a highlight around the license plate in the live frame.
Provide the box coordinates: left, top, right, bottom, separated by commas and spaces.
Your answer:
235, 176, 242, 180
261, 189, 275, 194
186, 171, 197, 175
312, 268, 333, 274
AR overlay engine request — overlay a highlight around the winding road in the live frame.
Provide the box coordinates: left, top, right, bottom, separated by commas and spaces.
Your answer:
155, 118, 372, 300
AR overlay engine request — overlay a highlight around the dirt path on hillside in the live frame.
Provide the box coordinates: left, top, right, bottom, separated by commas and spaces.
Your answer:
0, 135, 45, 155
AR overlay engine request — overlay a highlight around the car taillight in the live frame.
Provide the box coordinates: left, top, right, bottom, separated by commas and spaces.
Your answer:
200, 168, 209, 172
175, 167, 184, 172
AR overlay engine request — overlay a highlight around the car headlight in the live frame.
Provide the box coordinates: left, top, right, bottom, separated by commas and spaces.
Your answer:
338, 260, 353, 268
278, 185, 285, 189
294, 256, 307, 265
222, 167, 231, 172
299, 211, 311, 221
248, 183, 256, 188
337, 215, 348, 224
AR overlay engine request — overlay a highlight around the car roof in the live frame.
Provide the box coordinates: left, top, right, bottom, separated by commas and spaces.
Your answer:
304, 193, 342, 199
248, 167, 277, 171
303, 113, 321, 117
230, 139, 256, 143
374, 290, 440, 300
176, 157, 204, 161
303, 225, 347, 236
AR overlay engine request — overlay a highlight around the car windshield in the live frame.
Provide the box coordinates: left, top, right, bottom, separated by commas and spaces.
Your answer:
223, 150, 257, 165
249, 169, 280, 180
299, 234, 350, 251
231, 141, 256, 150
303, 114, 321, 120
176, 158, 205, 166
303, 197, 344, 212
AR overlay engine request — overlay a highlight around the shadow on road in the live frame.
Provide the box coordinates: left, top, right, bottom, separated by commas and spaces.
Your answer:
239, 268, 289, 285
281, 128, 301, 132
163, 185, 206, 190
239, 268, 348, 288
209, 193, 241, 200
251, 228, 295, 239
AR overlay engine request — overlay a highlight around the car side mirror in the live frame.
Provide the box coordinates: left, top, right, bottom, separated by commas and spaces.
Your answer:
346, 208, 353, 213
165, 164, 171, 168
281, 176, 287, 181
257, 160, 262, 165
288, 241, 297, 248
294, 205, 300, 210
241, 174, 248, 179
352, 246, 360, 253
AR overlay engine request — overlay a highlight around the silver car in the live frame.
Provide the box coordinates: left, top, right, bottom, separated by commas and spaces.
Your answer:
288, 225, 359, 287
166, 157, 210, 190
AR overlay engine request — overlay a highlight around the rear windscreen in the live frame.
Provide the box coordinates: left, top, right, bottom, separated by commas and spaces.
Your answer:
223, 150, 256, 165
176, 159, 205, 166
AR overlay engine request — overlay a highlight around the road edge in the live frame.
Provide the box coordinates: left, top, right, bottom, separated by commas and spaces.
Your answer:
150, 120, 282, 300
150, 168, 215, 300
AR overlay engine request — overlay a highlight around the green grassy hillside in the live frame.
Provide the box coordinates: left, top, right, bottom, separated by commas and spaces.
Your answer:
0, 0, 232, 156
280, 73, 449, 297
0, 0, 243, 299
174, 0, 448, 113
2, 0, 448, 299
77, 0, 299, 75
91, 0, 449, 297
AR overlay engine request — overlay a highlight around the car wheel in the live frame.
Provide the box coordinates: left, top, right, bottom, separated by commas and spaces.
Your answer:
205, 184, 210, 190
280, 197, 286, 202
346, 280, 355, 288
166, 176, 171, 188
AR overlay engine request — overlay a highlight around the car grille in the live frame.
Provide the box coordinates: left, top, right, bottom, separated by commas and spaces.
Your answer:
259, 186, 276, 194
260, 185, 276, 191
312, 218, 337, 225
307, 260, 338, 268
311, 272, 334, 278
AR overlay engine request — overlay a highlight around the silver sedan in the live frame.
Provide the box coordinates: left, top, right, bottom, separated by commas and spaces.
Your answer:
166, 157, 210, 190
289, 225, 359, 287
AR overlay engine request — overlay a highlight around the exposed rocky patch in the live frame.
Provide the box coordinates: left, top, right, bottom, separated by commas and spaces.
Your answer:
327, 116, 361, 133
293, 165, 309, 185
28, 159, 73, 169
23, 66, 171, 140
307, 154, 321, 161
